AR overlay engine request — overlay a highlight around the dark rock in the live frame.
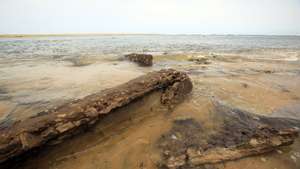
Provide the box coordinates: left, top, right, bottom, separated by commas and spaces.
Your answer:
0, 69, 192, 164
157, 103, 299, 169
124, 53, 153, 66
161, 79, 193, 108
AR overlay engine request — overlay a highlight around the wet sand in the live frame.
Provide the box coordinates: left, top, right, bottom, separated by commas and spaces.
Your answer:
0, 50, 300, 169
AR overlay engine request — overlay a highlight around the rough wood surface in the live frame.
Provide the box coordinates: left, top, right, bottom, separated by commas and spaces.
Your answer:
0, 69, 192, 164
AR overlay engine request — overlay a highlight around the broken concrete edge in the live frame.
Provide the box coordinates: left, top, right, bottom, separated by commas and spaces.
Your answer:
0, 69, 193, 164
124, 53, 153, 66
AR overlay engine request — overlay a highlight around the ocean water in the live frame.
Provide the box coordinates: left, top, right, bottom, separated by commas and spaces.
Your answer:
1, 35, 300, 59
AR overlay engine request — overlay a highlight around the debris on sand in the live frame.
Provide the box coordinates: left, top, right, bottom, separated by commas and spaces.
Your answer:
187, 55, 211, 65
241, 83, 249, 88
157, 103, 299, 169
125, 53, 153, 66
263, 70, 275, 74
0, 69, 192, 165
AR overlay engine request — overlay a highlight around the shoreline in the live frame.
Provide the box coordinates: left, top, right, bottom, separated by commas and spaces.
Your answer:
0, 33, 299, 39
0, 33, 163, 38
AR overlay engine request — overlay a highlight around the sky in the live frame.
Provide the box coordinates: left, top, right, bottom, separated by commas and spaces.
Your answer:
0, 0, 299, 35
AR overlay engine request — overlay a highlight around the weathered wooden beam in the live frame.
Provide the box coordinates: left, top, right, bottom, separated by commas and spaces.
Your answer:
0, 69, 193, 164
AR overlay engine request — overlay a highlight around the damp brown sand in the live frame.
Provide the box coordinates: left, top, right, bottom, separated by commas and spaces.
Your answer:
11, 92, 176, 169
1, 53, 300, 169
0, 62, 145, 121
11, 91, 300, 169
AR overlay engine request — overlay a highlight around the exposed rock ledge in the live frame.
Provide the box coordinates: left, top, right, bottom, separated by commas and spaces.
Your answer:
0, 69, 192, 164
125, 53, 153, 66
158, 103, 300, 169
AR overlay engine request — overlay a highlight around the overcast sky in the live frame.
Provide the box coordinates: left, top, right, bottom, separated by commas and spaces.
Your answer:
0, 0, 299, 35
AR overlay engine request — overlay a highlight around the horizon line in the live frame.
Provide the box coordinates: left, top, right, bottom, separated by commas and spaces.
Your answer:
0, 32, 299, 38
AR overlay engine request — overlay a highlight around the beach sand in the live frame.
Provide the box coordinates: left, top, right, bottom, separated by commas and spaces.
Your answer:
0, 52, 299, 169
0, 35, 300, 169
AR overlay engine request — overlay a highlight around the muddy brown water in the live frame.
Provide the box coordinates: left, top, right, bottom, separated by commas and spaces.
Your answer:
1, 51, 300, 169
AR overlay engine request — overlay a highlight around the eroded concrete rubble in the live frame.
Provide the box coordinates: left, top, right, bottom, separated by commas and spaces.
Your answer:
0, 69, 192, 165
